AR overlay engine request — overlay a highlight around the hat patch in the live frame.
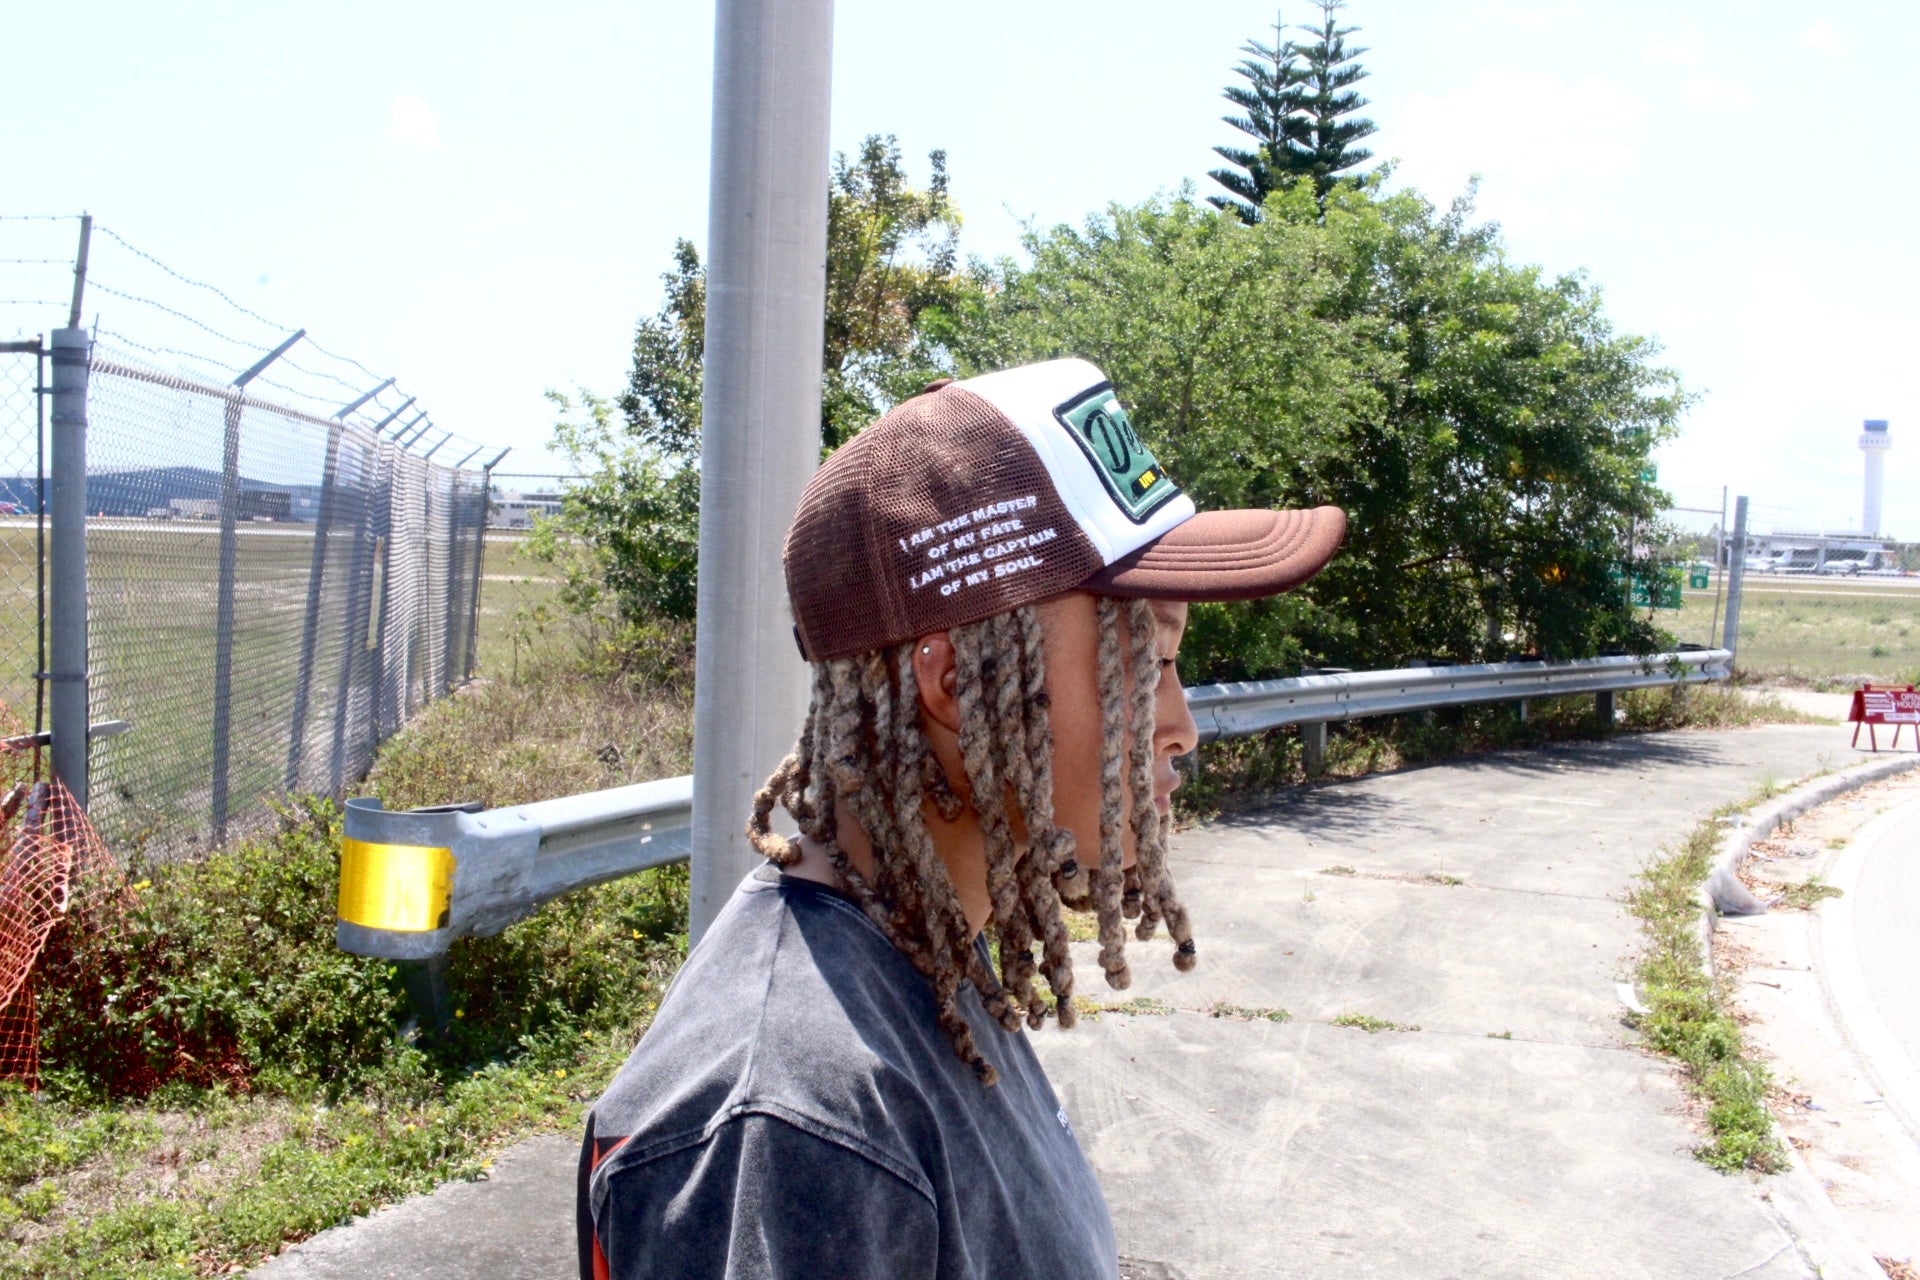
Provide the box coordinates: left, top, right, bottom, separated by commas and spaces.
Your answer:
901, 493, 1061, 599
1053, 384, 1181, 525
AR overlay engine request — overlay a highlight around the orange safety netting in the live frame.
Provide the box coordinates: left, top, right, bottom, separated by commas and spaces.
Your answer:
0, 702, 126, 1090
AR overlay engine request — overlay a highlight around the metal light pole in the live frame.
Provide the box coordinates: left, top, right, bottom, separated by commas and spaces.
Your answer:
689, 0, 834, 941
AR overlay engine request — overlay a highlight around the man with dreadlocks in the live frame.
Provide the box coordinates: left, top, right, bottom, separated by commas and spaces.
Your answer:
579, 359, 1344, 1280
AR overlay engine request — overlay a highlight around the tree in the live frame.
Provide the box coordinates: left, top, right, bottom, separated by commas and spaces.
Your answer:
1290, 0, 1377, 201
544, 136, 976, 632
1207, 15, 1309, 225
938, 182, 1684, 681
617, 240, 705, 461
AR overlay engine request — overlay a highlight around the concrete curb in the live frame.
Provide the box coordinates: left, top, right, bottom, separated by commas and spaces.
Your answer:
1702, 752, 1920, 940
1694, 752, 1920, 1280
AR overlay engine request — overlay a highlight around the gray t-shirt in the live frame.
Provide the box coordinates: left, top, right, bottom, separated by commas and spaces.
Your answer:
578, 864, 1117, 1280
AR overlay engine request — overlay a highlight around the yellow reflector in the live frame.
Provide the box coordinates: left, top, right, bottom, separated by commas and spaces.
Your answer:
338, 838, 454, 932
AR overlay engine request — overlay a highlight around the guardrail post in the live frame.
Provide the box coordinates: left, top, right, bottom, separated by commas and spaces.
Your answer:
47, 327, 90, 805
1595, 690, 1615, 725
1300, 721, 1328, 776
1723, 495, 1749, 669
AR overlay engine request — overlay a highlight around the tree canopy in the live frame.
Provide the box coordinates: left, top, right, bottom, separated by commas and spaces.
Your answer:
947, 183, 1684, 680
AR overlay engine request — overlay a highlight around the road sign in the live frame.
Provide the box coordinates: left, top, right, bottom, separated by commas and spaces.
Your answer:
1688, 565, 1711, 590
1621, 567, 1683, 609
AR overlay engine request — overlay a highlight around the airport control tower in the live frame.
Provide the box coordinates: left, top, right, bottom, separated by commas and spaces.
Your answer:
1861, 419, 1892, 535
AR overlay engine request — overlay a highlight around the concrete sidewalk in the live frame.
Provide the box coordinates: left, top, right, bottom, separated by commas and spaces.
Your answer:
257, 723, 1884, 1279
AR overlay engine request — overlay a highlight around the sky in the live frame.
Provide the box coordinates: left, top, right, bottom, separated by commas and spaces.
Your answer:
4, 0, 1915, 538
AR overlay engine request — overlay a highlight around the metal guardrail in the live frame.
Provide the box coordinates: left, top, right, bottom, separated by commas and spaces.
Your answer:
1188, 648, 1731, 742
337, 648, 1730, 967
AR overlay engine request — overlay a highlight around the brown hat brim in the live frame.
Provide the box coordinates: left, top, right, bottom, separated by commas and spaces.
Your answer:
1082, 505, 1347, 601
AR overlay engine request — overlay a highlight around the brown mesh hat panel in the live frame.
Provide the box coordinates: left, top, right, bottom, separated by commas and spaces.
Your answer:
786, 387, 1101, 662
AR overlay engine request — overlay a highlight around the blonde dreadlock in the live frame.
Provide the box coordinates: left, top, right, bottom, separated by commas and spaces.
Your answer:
747, 599, 1194, 1084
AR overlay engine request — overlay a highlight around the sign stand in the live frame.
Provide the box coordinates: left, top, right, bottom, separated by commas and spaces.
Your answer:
1848, 684, 1920, 752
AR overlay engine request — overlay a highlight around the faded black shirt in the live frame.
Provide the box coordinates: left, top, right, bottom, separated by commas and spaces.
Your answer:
578, 865, 1117, 1280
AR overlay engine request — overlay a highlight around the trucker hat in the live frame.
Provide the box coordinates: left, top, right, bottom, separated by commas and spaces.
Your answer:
785, 357, 1346, 662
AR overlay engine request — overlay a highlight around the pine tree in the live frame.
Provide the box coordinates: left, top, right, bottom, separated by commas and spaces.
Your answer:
1290, 0, 1376, 201
1206, 14, 1308, 224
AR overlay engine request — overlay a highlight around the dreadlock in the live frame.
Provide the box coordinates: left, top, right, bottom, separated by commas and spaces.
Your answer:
747, 597, 1194, 1084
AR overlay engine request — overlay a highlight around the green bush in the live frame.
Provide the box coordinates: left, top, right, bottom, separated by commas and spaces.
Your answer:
32, 798, 687, 1102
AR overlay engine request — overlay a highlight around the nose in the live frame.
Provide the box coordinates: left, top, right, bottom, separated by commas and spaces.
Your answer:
1155, 662, 1198, 763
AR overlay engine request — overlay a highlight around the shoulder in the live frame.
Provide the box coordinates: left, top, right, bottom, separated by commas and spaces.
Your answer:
587, 868, 960, 1178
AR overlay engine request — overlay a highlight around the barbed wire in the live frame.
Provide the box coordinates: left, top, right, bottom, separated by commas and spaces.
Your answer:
0, 259, 67, 266
0, 300, 63, 307
0, 215, 80, 222
86, 280, 267, 352
93, 225, 387, 386
93, 225, 287, 337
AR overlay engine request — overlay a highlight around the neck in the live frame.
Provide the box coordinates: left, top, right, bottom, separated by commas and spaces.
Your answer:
788, 796, 994, 938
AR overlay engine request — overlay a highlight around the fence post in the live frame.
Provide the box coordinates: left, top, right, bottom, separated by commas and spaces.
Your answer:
47, 327, 91, 805
462, 472, 487, 681
689, 0, 834, 942
285, 422, 344, 792
327, 441, 377, 795
211, 330, 303, 842
1722, 495, 1748, 669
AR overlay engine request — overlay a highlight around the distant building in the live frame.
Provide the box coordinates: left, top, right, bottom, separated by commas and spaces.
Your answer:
490, 490, 565, 529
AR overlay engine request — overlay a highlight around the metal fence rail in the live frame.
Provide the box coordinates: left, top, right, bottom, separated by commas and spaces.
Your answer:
337, 647, 1732, 984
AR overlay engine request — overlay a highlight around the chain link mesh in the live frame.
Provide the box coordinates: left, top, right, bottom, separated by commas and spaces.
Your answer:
0, 346, 44, 729
81, 343, 489, 858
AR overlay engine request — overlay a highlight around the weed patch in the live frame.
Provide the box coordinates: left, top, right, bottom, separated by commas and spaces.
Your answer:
1210, 1003, 1292, 1023
1624, 800, 1786, 1174
1773, 876, 1844, 911
1330, 1012, 1419, 1034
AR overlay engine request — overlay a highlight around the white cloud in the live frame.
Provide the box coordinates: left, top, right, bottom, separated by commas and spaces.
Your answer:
1797, 20, 1841, 51
389, 96, 441, 147
1680, 77, 1754, 107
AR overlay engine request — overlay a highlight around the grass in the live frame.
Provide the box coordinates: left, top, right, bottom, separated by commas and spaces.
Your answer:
1664, 578, 1920, 689
1773, 876, 1844, 911
1623, 789, 1786, 1174
1330, 1011, 1419, 1034
3, 602, 691, 1278
1209, 1002, 1292, 1023
1072, 996, 1171, 1020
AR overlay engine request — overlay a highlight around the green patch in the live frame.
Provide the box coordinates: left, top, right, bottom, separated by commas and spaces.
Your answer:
1073, 996, 1172, 1020
1052, 384, 1180, 522
1330, 1011, 1419, 1034
1624, 794, 1786, 1174
1209, 1002, 1292, 1023
1774, 876, 1844, 911
1486, 1030, 1513, 1040
1319, 865, 1357, 877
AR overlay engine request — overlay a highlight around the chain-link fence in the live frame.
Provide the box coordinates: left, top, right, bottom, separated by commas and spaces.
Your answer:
2, 216, 502, 859
0, 343, 44, 732
77, 349, 489, 857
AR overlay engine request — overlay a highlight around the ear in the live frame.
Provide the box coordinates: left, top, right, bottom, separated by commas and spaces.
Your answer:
911, 632, 961, 733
